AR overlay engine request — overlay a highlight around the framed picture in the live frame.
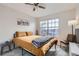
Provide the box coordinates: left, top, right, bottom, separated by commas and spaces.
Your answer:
17, 20, 29, 26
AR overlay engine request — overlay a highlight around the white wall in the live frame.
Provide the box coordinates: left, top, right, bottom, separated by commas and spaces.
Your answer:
0, 4, 77, 44
75, 4, 79, 28
36, 9, 76, 41
0, 4, 36, 43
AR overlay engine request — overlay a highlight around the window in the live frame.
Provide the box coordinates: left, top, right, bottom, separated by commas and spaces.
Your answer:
40, 19, 59, 36
40, 20, 47, 36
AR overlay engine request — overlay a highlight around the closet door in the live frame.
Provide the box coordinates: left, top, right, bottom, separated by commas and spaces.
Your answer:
75, 29, 79, 43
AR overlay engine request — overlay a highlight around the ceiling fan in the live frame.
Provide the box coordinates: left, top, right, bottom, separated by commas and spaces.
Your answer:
25, 3, 46, 11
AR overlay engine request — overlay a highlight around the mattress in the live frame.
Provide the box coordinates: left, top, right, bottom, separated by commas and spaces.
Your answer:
12, 35, 58, 56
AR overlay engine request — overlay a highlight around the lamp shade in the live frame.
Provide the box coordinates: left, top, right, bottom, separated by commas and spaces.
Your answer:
68, 20, 78, 26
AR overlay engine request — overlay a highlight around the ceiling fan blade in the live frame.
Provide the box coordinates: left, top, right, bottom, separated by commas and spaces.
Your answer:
38, 6, 45, 9
25, 3, 33, 5
34, 3, 39, 6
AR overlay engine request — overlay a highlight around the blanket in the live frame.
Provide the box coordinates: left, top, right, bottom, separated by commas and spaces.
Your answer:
32, 36, 54, 48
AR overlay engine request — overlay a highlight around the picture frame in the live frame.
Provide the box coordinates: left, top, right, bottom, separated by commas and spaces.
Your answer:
17, 20, 29, 26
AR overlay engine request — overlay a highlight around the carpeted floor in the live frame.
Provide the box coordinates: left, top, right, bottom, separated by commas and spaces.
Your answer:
0, 45, 69, 56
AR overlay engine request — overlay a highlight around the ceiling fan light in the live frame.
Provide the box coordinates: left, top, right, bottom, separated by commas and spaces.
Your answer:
33, 7, 35, 11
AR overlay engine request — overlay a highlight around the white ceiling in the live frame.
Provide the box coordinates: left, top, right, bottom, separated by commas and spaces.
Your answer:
2, 3, 77, 17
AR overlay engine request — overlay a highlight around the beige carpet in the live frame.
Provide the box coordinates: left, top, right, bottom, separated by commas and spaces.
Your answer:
0, 45, 69, 56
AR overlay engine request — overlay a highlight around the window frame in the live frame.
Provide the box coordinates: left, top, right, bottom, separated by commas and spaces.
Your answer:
40, 18, 59, 36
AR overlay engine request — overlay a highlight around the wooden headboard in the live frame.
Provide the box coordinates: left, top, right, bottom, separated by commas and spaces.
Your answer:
14, 31, 33, 38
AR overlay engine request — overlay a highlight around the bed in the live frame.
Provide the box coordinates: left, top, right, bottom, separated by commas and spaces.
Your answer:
12, 32, 58, 56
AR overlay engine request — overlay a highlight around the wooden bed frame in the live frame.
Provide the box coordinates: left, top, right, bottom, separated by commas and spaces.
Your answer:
12, 36, 58, 56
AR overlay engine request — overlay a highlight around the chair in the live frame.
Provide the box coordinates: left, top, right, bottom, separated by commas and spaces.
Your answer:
0, 41, 12, 55
60, 34, 76, 47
